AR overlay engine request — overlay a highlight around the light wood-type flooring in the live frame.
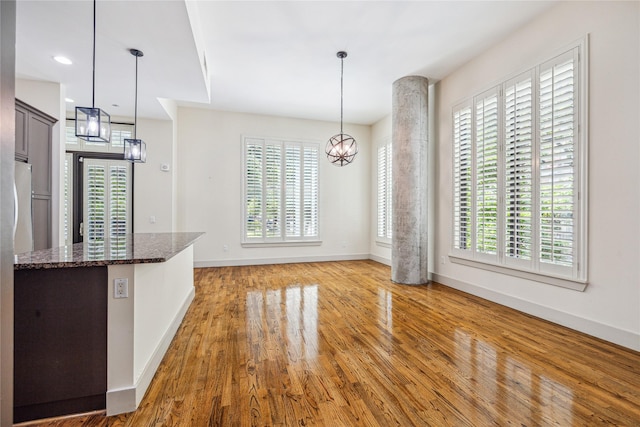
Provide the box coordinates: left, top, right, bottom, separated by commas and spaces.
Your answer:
20, 261, 640, 426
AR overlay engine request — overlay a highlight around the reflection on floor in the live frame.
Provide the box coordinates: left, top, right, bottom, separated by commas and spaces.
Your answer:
23, 260, 640, 426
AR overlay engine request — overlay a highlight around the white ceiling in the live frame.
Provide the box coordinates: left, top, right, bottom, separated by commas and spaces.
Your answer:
16, 0, 556, 125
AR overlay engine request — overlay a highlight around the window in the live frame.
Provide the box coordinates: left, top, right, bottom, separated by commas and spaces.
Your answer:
64, 121, 134, 244
451, 41, 587, 287
243, 137, 319, 244
65, 120, 133, 153
83, 158, 132, 242
377, 138, 392, 242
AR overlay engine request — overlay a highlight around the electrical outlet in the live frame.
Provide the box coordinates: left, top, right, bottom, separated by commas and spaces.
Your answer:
223, 245, 229, 252
114, 278, 129, 299
440, 256, 446, 265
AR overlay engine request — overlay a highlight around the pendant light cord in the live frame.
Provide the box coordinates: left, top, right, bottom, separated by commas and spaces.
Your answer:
92, 0, 96, 108
134, 54, 138, 139
340, 55, 344, 135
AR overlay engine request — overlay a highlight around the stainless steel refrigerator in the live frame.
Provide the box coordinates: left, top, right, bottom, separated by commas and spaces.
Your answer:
14, 161, 33, 254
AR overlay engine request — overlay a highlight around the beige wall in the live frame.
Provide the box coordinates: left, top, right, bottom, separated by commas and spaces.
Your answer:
176, 107, 372, 266
133, 117, 175, 233
433, 1, 640, 350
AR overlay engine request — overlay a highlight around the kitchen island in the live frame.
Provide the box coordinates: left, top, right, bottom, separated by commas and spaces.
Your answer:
14, 232, 203, 423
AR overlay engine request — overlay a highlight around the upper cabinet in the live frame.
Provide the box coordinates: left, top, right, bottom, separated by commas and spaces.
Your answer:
14, 103, 28, 160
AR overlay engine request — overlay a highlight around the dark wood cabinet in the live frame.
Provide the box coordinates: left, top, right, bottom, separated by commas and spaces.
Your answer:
15, 103, 28, 160
14, 267, 107, 423
15, 99, 57, 250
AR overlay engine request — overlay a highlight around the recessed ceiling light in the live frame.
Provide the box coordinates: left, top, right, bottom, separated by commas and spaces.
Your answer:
53, 56, 72, 65
65, 98, 74, 103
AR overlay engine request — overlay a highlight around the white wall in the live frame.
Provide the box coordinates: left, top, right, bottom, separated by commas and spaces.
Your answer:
15, 78, 65, 247
159, 98, 180, 231
177, 107, 371, 266
14, 80, 179, 242
434, 1, 640, 350
133, 117, 175, 233
370, 114, 391, 265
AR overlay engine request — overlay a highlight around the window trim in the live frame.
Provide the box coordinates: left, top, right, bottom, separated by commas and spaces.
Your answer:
376, 136, 392, 245
450, 37, 588, 290
241, 135, 321, 245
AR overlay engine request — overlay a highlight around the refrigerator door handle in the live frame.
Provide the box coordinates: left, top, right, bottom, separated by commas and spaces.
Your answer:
13, 181, 18, 236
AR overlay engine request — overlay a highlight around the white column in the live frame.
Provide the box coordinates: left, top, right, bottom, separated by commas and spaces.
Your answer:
391, 76, 429, 285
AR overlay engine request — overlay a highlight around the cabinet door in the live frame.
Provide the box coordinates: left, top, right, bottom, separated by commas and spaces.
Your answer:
29, 114, 52, 196
15, 105, 28, 160
32, 196, 51, 250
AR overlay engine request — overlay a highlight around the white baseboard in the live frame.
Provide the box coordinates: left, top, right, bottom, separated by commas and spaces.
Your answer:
106, 287, 196, 416
432, 273, 640, 352
190, 255, 639, 352
369, 253, 391, 266
194, 253, 370, 268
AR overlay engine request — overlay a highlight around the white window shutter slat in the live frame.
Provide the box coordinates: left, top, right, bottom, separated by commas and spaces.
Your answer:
453, 105, 472, 251
475, 91, 499, 256
505, 73, 533, 261
539, 55, 575, 268
244, 138, 319, 242
303, 145, 319, 238
285, 145, 301, 237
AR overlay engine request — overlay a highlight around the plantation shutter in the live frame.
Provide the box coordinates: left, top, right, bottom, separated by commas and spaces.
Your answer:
504, 72, 534, 264
450, 41, 585, 286
265, 142, 282, 238
302, 145, 319, 237
377, 140, 392, 240
245, 140, 264, 239
109, 164, 129, 238
110, 128, 132, 151
285, 145, 301, 237
66, 121, 133, 153
65, 122, 79, 149
63, 153, 73, 245
538, 51, 576, 268
85, 162, 106, 242
244, 138, 319, 242
83, 159, 131, 242
474, 89, 499, 257
453, 104, 472, 251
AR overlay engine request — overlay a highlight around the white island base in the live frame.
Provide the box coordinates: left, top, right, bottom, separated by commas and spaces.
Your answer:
106, 245, 195, 415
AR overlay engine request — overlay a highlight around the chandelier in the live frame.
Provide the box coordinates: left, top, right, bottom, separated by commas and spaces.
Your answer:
325, 51, 358, 166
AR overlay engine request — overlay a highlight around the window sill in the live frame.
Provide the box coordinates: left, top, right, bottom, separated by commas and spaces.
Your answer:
448, 255, 587, 291
376, 240, 391, 248
241, 240, 322, 248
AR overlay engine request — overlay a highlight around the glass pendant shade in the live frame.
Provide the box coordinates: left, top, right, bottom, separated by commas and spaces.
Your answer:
326, 133, 358, 166
75, 106, 111, 143
124, 138, 146, 163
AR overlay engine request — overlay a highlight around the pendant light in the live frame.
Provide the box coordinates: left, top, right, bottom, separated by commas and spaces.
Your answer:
326, 51, 358, 166
75, 0, 111, 143
124, 49, 146, 163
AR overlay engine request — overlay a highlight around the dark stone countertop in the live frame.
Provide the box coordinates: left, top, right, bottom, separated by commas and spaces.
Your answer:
14, 232, 204, 270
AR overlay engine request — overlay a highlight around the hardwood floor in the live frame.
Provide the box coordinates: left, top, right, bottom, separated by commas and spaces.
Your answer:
20, 261, 640, 426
